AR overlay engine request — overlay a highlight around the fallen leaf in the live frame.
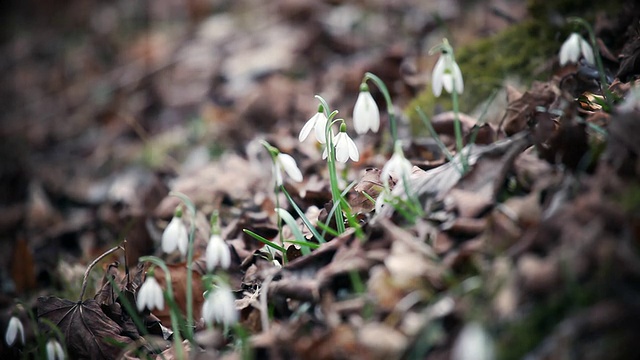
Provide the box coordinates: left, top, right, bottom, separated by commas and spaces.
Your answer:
38, 296, 133, 359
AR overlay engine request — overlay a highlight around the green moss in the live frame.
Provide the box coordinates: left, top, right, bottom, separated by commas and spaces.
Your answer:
406, 0, 624, 134
406, 20, 559, 132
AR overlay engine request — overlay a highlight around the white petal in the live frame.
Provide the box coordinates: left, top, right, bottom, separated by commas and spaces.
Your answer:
322, 146, 328, 160
177, 230, 188, 257
46, 340, 65, 360
346, 135, 360, 162
442, 73, 453, 94
431, 55, 446, 97
452, 322, 495, 360
334, 133, 350, 163
559, 33, 580, 65
452, 62, 464, 94
580, 38, 595, 65
5, 316, 23, 346
314, 113, 328, 144
277, 153, 303, 182
298, 116, 315, 142
274, 165, 283, 186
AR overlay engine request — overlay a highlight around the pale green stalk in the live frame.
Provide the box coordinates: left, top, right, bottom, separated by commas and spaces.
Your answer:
315, 95, 346, 234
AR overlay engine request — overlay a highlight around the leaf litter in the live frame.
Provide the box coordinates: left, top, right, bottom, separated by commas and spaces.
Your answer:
2, 1, 640, 359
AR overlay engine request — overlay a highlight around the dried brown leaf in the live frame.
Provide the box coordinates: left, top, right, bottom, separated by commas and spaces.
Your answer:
37, 296, 132, 360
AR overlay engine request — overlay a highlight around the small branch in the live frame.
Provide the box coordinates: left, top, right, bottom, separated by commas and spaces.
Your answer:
79, 245, 123, 302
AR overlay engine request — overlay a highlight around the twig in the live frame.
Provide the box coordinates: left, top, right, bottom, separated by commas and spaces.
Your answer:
79, 245, 124, 302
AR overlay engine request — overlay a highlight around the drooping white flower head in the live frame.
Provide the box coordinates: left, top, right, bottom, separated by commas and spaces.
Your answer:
206, 234, 231, 271
136, 275, 164, 312
559, 32, 594, 66
432, 50, 464, 97
274, 152, 303, 186
333, 123, 359, 163
46, 339, 65, 360
299, 105, 328, 144
161, 209, 189, 256
381, 141, 413, 189
202, 283, 238, 327
353, 83, 380, 134
451, 322, 495, 360
5, 316, 25, 346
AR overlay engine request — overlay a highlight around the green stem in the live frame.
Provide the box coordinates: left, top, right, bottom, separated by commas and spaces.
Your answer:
451, 87, 468, 173
169, 192, 196, 342
364, 72, 397, 143
139, 256, 184, 360
315, 95, 346, 234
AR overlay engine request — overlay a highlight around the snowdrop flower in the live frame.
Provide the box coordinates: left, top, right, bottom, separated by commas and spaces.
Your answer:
353, 83, 380, 134
332, 123, 359, 163
559, 32, 594, 66
202, 283, 238, 327
136, 275, 164, 312
432, 50, 464, 97
5, 316, 25, 346
618, 86, 640, 112
381, 141, 412, 189
299, 105, 328, 144
161, 209, 189, 256
451, 322, 495, 360
274, 152, 303, 186
46, 339, 65, 360
206, 234, 231, 271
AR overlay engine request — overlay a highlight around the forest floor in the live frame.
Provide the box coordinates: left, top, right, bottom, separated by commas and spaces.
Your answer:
1, 1, 639, 359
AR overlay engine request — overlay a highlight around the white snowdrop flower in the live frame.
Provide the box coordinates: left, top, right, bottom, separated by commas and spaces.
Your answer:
46, 339, 65, 360
333, 123, 359, 163
161, 211, 189, 256
432, 51, 464, 97
5, 316, 25, 346
451, 322, 495, 360
381, 141, 412, 189
353, 83, 380, 134
274, 152, 303, 186
136, 276, 164, 312
618, 86, 640, 112
559, 32, 594, 66
206, 234, 231, 271
299, 105, 328, 144
202, 284, 238, 327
